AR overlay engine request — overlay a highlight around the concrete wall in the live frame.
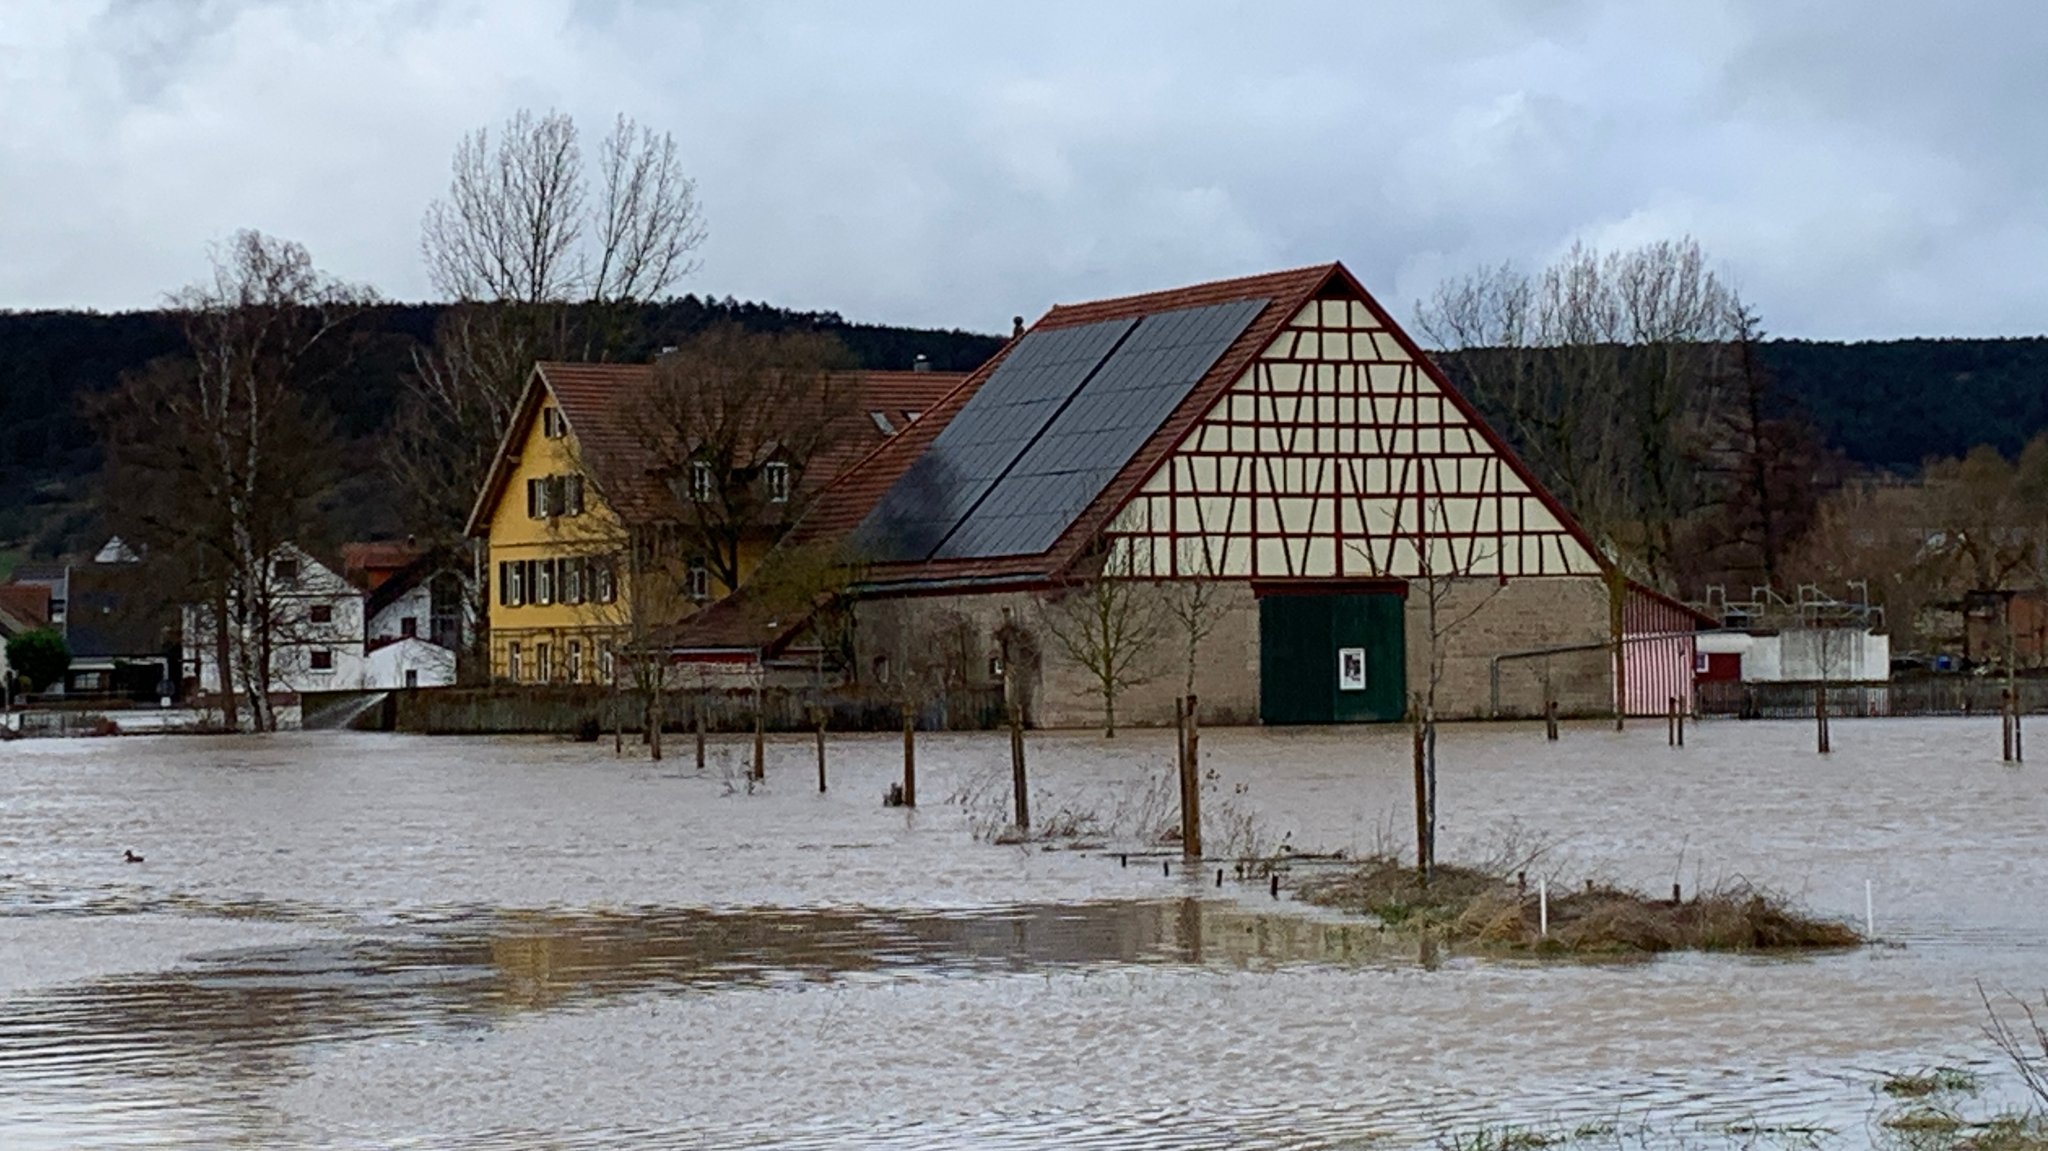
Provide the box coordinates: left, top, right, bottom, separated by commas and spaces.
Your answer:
1412, 576, 1614, 720
852, 573, 1615, 729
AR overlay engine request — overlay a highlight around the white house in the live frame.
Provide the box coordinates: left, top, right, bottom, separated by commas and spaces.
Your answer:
183, 544, 460, 695
1694, 628, 1891, 684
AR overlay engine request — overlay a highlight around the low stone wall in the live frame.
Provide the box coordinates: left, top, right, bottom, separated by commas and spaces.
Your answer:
385, 684, 1005, 736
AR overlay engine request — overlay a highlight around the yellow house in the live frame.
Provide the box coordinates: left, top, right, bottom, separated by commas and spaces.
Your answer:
464, 361, 965, 683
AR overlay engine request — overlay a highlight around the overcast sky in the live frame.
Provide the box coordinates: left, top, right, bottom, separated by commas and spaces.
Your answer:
4, 1, 2044, 339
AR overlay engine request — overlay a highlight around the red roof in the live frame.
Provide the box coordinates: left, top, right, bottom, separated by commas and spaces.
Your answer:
339, 541, 424, 589
466, 363, 968, 537
785, 264, 1342, 585
0, 582, 51, 630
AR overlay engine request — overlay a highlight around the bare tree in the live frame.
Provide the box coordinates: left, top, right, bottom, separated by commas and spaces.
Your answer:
1418, 238, 1739, 586
421, 108, 705, 307
626, 325, 859, 594
397, 109, 707, 674
94, 231, 368, 730
1039, 551, 1162, 738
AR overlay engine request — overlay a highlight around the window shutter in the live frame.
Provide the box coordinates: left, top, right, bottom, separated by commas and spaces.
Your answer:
566, 475, 584, 516
498, 562, 510, 607
526, 479, 539, 519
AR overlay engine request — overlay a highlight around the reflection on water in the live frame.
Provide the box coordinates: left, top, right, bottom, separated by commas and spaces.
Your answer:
3, 721, 2045, 1148
0, 898, 1394, 1149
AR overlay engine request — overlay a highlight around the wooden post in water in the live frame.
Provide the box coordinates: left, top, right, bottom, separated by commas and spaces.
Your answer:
814, 705, 827, 793
1412, 716, 1430, 881
2017, 698, 2025, 763
901, 702, 917, 807
1181, 693, 1203, 859
1666, 697, 1676, 747
1009, 700, 1029, 831
2003, 690, 2016, 763
752, 700, 766, 782
1815, 682, 1831, 754
694, 697, 706, 773
1544, 698, 1559, 742
649, 681, 664, 762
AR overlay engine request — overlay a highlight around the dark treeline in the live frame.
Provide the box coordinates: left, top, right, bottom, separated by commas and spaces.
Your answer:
0, 297, 1005, 559
1761, 337, 2048, 469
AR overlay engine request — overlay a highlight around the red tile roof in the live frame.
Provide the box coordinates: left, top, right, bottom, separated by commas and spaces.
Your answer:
339, 541, 424, 589
466, 363, 967, 537
784, 264, 1343, 586
0, 582, 51, 631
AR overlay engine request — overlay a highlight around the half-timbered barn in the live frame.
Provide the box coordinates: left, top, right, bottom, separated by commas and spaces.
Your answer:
709, 262, 1703, 726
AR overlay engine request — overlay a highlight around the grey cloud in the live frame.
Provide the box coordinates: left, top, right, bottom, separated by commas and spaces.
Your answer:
1, 0, 2042, 339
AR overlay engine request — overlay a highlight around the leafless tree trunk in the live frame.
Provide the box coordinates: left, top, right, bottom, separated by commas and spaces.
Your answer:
1039, 569, 1161, 738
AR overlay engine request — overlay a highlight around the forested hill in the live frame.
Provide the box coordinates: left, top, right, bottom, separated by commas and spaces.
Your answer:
0, 297, 1006, 562
3, 298, 2046, 563
1760, 338, 2048, 469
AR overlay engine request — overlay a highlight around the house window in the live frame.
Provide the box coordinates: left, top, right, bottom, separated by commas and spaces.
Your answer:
273, 557, 300, 582
309, 603, 333, 624
765, 461, 791, 503
594, 560, 618, 604
690, 460, 714, 502
535, 561, 554, 606
74, 671, 106, 692
503, 562, 525, 607
565, 474, 584, 516
568, 640, 583, 682
527, 478, 545, 519
988, 655, 1003, 680
535, 642, 552, 683
1695, 651, 1711, 674
404, 669, 419, 689
542, 406, 567, 438
507, 642, 522, 682
401, 617, 417, 638
599, 642, 615, 682
310, 649, 334, 672
562, 560, 584, 605
686, 559, 710, 602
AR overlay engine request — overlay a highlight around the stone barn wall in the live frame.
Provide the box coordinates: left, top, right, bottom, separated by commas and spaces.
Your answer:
851, 574, 1616, 730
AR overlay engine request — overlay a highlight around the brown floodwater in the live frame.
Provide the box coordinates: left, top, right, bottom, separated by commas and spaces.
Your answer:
2, 718, 2044, 1148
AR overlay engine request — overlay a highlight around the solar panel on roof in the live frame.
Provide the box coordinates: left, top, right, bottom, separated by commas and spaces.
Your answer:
932, 297, 1266, 560
850, 317, 1137, 562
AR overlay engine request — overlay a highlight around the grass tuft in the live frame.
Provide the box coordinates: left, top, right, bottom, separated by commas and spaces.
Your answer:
1296, 855, 1860, 955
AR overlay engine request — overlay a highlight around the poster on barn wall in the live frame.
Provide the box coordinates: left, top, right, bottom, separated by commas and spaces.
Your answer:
1338, 648, 1366, 691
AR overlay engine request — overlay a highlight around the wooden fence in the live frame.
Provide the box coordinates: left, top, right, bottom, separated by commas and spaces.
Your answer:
1698, 676, 2048, 719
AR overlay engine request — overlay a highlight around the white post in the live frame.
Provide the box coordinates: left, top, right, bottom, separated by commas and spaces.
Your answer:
1538, 877, 1550, 938
1865, 879, 1875, 940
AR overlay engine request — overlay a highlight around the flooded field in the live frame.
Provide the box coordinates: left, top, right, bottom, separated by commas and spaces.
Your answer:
3, 718, 2045, 1148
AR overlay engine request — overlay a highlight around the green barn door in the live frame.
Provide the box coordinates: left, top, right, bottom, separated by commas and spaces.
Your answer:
1259, 593, 1407, 724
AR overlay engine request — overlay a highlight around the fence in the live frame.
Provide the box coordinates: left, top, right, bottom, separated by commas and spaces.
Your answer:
1697, 677, 2048, 719
386, 684, 1009, 737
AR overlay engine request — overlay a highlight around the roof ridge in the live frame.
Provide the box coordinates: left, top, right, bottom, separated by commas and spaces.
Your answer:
1040, 262, 1339, 324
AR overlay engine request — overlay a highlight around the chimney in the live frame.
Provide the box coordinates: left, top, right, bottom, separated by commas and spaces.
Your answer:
1012, 316, 1025, 339
912, 354, 931, 372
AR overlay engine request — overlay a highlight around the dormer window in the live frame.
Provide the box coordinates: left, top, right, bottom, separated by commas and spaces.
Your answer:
765, 461, 791, 503
689, 460, 715, 502
869, 411, 897, 436
686, 558, 710, 602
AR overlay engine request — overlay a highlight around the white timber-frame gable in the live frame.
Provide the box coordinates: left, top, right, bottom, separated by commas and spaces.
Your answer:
1105, 293, 1602, 581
